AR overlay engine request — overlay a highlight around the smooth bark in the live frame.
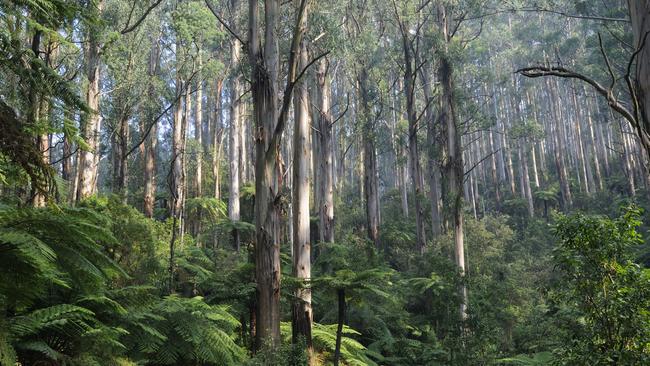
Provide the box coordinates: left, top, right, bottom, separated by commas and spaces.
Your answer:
291, 8, 313, 358
229, 33, 242, 251
76, 0, 104, 202
316, 59, 334, 244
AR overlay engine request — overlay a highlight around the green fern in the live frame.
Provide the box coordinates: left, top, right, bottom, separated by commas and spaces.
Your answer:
0, 206, 124, 296
280, 322, 377, 366
126, 295, 246, 365
0, 206, 129, 366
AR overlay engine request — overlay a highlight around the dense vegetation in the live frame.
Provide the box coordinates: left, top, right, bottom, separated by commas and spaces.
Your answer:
1, 0, 649, 365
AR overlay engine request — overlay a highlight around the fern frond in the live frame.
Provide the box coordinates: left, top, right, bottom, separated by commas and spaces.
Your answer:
281, 322, 376, 366
14, 340, 62, 361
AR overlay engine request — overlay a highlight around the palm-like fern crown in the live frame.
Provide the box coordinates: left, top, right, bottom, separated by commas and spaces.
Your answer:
0, 203, 246, 366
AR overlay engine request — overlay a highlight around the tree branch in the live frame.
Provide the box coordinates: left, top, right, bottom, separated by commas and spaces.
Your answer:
121, 0, 164, 34
125, 69, 200, 158
330, 93, 350, 127
516, 66, 636, 127
464, 148, 500, 182
268, 0, 310, 156
598, 33, 616, 91
205, 0, 247, 46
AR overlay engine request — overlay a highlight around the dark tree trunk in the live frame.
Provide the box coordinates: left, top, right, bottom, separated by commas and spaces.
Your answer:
334, 288, 345, 366
358, 70, 380, 249
248, 0, 308, 347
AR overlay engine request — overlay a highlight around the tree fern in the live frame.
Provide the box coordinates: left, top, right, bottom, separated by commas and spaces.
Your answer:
280, 322, 377, 366
125, 295, 245, 365
0, 206, 124, 296
0, 206, 130, 365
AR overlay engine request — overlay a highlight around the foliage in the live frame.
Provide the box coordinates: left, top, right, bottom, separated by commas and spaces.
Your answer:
127, 295, 245, 365
0, 1, 648, 365
0, 202, 246, 365
0, 1, 88, 199
551, 207, 650, 364
498, 352, 554, 365
0, 204, 124, 365
278, 322, 376, 366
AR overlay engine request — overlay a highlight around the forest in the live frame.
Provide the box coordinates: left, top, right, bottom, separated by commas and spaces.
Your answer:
0, 0, 649, 365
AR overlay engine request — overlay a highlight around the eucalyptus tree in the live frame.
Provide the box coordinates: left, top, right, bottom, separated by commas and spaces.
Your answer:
246, 0, 311, 347
103, 1, 160, 201
315, 58, 335, 244
143, 33, 161, 218
392, 0, 428, 253
344, 0, 385, 249
290, 0, 314, 359
629, 1, 649, 155
518, 1, 649, 160
218, 0, 244, 251
309, 0, 345, 246
76, 0, 105, 202
435, 0, 466, 319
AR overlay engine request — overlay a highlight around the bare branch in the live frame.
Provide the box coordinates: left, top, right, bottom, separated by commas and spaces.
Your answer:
331, 93, 350, 126
464, 148, 501, 182
125, 69, 200, 158
121, 0, 164, 34
517, 66, 636, 127
205, 0, 247, 46
268, 0, 311, 155
597, 33, 616, 91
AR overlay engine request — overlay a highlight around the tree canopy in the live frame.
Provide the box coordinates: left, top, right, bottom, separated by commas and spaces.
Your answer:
1, 0, 649, 365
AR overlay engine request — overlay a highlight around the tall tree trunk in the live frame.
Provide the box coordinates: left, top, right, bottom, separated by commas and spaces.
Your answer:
195, 66, 203, 198
586, 94, 604, 190
317, 59, 334, 244
358, 69, 380, 249
143, 120, 157, 218
29, 30, 47, 207
169, 38, 185, 294
525, 90, 541, 188
113, 113, 129, 200
392, 78, 409, 218
311, 85, 321, 219
629, 0, 650, 158
571, 90, 593, 194
34, 119, 49, 207
239, 102, 248, 183
62, 112, 73, 182
467, 141, 478, 219
488, 57, 507, 186
621, 121, 637, 196
400, 146, 409, 217
213, 79, 224, 200
248, 0, 308, 347
420, 67, 442, 235
143, 35, 160, 218
545, 78, 572, 209
503, 124, 516, 196
400, 28, 426, 253
488, 128, 501, 209
172, 76, 185, 229
229, 35, 242, 251
291, 16, 313, 358
76, 0, 104, 202
520, 140, 534, 217
333, 288, 345, 366
180, 86, 191, 240
437, 2, 467, 321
